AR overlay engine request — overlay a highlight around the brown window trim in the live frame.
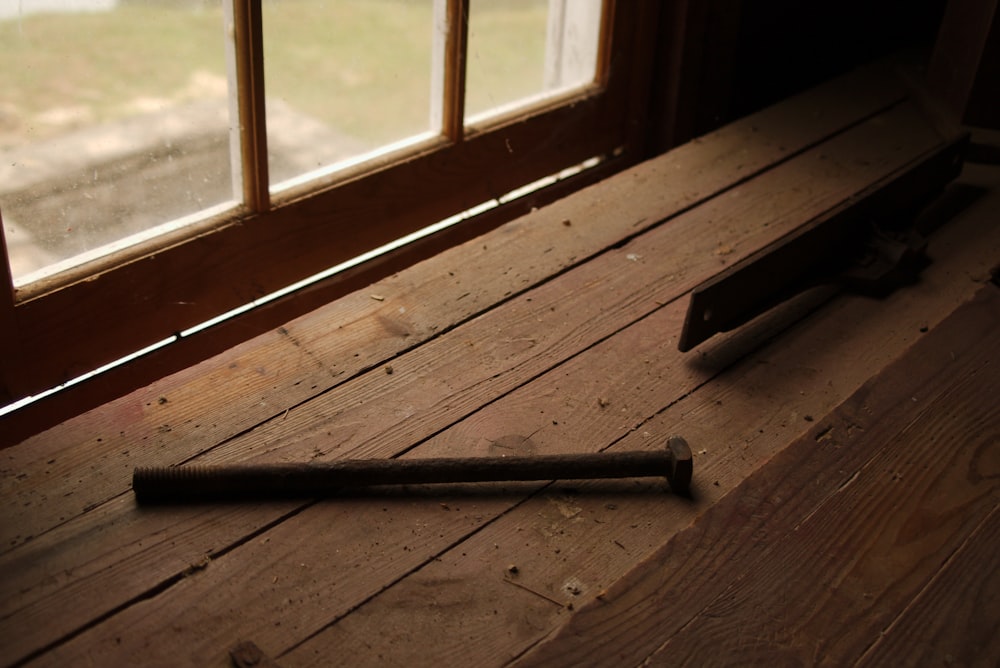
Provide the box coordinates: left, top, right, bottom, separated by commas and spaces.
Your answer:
0, 2, 661, 426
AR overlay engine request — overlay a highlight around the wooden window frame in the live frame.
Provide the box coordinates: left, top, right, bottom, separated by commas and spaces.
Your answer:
0, 1, 660, 420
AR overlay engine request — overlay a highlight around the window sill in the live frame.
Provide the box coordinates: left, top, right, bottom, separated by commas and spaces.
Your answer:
2, 57, 999, 666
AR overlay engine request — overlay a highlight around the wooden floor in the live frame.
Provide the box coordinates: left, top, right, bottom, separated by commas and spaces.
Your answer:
2, 61, 998, 667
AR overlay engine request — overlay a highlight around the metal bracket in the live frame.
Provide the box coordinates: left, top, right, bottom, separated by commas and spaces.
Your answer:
678, 133, 969, 352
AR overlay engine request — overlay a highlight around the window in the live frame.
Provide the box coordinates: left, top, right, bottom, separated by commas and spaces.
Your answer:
0, 1, 658, 410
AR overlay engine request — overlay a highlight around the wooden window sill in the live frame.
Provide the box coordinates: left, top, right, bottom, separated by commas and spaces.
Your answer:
1, 60, 998, 666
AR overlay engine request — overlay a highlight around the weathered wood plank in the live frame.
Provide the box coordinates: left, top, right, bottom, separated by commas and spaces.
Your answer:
513, 286, 1000, 667
0, 332, 326, 552
856, 505, 1000, 667
279, 182, 1000, 667
0, 101, 959, 667
642, 336, 1000, 663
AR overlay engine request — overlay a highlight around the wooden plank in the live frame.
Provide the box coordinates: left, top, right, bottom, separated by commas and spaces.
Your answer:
512, 286, 1000, 667
0, 57, 910, 447
856, 506, 1000, 667
640, 338, 1000, 663
278, 182, 1000, 667
9, 128, 996, 668
0, 328, 326, 551
0, 89, 933, 557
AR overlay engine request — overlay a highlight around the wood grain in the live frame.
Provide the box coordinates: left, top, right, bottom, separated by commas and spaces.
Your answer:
279, 183, 1000, 668
514, 287, 1000, 667
856, 505, 1000, 667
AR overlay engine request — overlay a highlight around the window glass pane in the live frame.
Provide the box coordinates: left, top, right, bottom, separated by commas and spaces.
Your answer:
263, 0, 436, 192
465, 0, 602, 123
0, 0, 236, 285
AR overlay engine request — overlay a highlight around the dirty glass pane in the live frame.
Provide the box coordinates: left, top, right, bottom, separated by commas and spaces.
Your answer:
465, 0, 602, 123
0, 0, 236, 285
264, 0, 436, 192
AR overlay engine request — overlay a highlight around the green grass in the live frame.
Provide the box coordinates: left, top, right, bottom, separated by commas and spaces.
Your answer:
466, 1, 550, 118
0, 5, 226, 141
0, 0, 549, 149
263, 0, 438, 144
